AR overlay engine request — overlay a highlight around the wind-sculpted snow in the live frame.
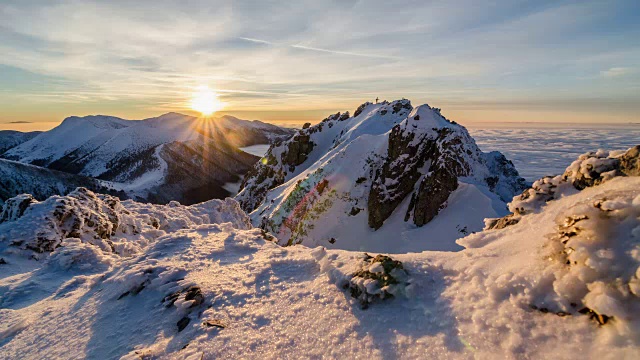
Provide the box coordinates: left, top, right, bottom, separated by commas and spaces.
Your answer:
457, 176, 640, 353
237, 99, 526, 251
2, 173, 640, 358
0, 187, 250, 258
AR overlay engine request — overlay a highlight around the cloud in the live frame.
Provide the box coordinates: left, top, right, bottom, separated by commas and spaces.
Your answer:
601, 67, 633, 78
8, 121, 33, 123
290, 44, 401, 60
238, 37, 274, 45
238, 37, 401, 59
0, 0, 638, 121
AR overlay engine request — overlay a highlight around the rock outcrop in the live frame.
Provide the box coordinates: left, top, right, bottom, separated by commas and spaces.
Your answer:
346, 253, 411, 308
0, 187, 251, 258
282, 133, 314, 169
367, 103, 525, 229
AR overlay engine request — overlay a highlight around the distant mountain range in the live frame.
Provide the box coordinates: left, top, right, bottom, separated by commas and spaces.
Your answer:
0, 113, 294, 204
0, 130, 41, 154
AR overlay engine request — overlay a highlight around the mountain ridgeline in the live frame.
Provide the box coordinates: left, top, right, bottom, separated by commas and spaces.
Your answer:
0, 113, 294, 205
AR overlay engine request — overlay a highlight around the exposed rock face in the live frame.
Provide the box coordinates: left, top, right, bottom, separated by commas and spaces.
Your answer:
237, 99, 527, 248
354, 102, 372, 117
368, 104, 525, 229
483, 151, 528, 201
619, 145, 640, 175
411, 164, 459, 227
369, 125, 468, 229
485, 145, 640, 230
483, 215, 520, 230
282, 133, 314, 168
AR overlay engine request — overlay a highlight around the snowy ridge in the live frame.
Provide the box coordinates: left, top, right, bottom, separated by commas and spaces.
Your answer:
486, 145, 640, 230
1, 148, 640, 358
236, 99, 526, 251
0, 130, 41, 154
1, 113, 294, 205
3, 113, 291, 174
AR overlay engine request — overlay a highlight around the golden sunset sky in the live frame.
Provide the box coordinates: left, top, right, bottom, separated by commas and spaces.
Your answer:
1, 0, 639, 130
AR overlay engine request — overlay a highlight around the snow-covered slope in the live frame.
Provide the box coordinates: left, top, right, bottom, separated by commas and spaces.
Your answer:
0, 158, 125, 205
236, 100, 527, 251
3, 113, 295, 204
1, 146, 639, 359
0, 130, 41, 154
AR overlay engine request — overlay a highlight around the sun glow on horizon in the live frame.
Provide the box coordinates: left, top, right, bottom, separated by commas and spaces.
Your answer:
190, 86, 224, 116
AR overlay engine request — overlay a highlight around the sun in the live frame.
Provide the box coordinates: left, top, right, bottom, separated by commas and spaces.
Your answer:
190, 86, 223, 116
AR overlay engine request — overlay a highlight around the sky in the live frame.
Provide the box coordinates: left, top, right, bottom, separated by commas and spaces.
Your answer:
0, 0, 639, 130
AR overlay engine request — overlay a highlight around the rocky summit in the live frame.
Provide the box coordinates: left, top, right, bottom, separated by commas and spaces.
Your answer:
236, 99, 527, 251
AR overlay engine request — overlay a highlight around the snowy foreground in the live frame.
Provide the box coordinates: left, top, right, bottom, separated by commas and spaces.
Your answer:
1, 148, 640, 359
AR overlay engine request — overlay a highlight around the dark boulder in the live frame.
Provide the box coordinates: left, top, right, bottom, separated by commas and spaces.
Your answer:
354, 102, 372, 118
282, 134, 314, 167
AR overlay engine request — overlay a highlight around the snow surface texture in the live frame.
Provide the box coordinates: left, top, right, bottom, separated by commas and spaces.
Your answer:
236, 100, 526, 252
470, 124, 640, 181
0, 187, 250, 259
1, 158, 640, 358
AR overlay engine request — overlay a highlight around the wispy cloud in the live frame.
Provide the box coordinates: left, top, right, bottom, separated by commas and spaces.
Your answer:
290, 44, 401, 60
238, 37, 274, 45
601, 67, 634, 78
0, 0, 638, 124
238, 37, 400, 60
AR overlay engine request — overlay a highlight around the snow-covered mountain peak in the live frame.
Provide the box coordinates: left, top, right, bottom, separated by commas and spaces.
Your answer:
142, 112, 197, 126
404, 104, 456, 132
236, 99, 527, 251
59, 115, 131, 129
